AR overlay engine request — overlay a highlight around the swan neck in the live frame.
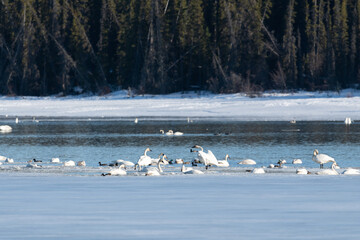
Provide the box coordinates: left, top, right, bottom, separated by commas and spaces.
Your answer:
157, 162, 163, 172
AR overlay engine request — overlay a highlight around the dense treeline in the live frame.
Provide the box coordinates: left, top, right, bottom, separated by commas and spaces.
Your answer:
0, 0, 359, 96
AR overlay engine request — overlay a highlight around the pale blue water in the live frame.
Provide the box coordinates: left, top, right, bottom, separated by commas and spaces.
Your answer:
1, 119, 359, 169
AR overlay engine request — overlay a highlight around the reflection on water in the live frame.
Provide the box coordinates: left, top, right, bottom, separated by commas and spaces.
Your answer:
0, 120, 359, 168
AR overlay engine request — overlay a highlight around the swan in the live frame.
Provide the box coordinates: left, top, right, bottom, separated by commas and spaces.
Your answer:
191, 145, 218, 169
166, 130, 174, 136
102, 165, 127, 176
0, 156, 7, 161
135, 148, 153, 171
77, 161, 86, 166
312, 149, 335, 169
170, 130, 183, 136
268, 164, 275, 168
113, 159, 135, 167
315, 162, 339, 175
144, 157, 167, 176
50, 158, 60, 163
63, 160, 76, 167
0, 125, 12, 132
238, 159, 256, 165
217, 154, 230, 167
252, 168, 265, 174
344, 117, 352, 125
292, 159, 302, 164
296, 168, 309, 175
150, 153, 165, 165
26, 160, 42, 168
342, 168, 360, 175
181, 164, 204, 174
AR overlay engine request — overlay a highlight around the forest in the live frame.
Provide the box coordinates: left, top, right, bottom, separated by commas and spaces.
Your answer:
0, 0, 359, 96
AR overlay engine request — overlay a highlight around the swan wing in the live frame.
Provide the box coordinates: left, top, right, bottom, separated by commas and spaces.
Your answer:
138, 156, 152, 166
207, 150, 218, 165
197, 151, 207, 164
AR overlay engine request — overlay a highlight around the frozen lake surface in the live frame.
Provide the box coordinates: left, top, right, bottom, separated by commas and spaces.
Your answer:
0, 174, 359, 239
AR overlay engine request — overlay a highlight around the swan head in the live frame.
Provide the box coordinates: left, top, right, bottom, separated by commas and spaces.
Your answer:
119, 164, 126, 169
145, 148, 152, 152
225, 154, 230, 160
191, 145, 203, 152
313, 149, 319, 156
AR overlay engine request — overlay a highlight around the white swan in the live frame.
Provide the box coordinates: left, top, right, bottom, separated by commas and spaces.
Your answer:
292, 159, 302, 164
135, 148, 153, 171
63, 160, 76, 167
102, 165, 127, 176
181, 164, 204, 174
150, 153, 165, 165
77, 161, 86, 166
315, 162, 339, 175
312, 149, 335, 169
0, 156, 7, 161
217, 154, 230, 167
296, 168, 309, 175
165, 130, 174, 136
238, 159, 256, 165
342, 168, 360, 175
344, 117, 352, 125
50, 158, 60, 163
170, 130, 184, 136
144, 157, 167, 176
113, 159, 135, 167
191, 145, 218, 169
0, 125, 12, 133
252, 168, 265, 174
26, 161, 41, 168
268, 164, 275, 168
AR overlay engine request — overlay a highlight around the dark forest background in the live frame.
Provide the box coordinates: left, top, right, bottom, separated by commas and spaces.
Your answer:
0, 0, 360, 96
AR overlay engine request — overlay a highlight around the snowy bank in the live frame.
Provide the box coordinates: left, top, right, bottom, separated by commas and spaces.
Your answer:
1, 89, 360, 121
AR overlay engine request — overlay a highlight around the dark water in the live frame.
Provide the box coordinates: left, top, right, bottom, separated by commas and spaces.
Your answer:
1, 120, 359, 168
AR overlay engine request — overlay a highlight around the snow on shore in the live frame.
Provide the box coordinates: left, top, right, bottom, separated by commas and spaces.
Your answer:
1, 89, 360, 121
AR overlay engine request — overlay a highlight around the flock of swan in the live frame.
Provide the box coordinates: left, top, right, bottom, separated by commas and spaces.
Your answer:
1, 146, 359, 177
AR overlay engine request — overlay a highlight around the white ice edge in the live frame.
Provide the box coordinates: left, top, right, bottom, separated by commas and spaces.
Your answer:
0, 89, 360, 121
